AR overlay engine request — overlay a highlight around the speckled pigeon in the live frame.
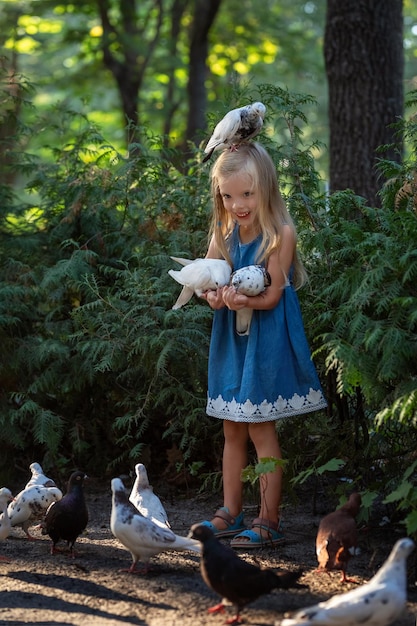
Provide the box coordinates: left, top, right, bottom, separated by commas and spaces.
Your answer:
41, 470, 88, 556
316, 492, 362, 583
111, 477, 200, 574
203, 102, 266, 163
0, 488, 14, 559
8, 482, 63, 540
230, 264, 271, 335
189, 523, 303, 625
278, 537, 415, 626
24, 462, 59, 489
169, 256, 232, 309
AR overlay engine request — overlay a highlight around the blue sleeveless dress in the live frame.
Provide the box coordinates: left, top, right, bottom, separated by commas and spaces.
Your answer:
206, 227, 327, 422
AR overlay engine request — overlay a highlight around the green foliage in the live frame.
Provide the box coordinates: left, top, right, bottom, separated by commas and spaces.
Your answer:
1, 77, 330, 484
291, 94, 417, 524
290, 458, 346, 486
241, 457, 287, 487
2, 71, 417, 543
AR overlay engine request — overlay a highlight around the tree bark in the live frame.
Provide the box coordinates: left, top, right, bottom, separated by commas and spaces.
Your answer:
324, 0, 403, 208
185, 0, 222, 147
96, 0, 164, 147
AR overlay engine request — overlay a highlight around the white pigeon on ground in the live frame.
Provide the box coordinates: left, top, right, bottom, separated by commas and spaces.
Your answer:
202, 102, 266, 163
8, 482, 63, 540
277, 537, 415, 626
230, 265, 271, 335
110, 477, 201, 574
0, 487, 14, 560
129, 463, 171, 528
168, 256, 232, 310
24, 462, 59, 489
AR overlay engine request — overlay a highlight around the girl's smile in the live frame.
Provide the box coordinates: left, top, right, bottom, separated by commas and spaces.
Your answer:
218, 173, 259, 234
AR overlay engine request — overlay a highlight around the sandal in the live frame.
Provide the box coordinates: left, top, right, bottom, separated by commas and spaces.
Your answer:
198, 507, 245, 538
230, 517, 285, 549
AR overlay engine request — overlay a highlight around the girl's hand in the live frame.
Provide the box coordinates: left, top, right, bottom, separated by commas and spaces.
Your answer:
221, 285, 249, 311
200, 288, 226, 309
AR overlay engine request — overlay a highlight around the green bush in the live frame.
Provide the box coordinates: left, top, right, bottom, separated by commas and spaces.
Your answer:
2, 70, 417, 533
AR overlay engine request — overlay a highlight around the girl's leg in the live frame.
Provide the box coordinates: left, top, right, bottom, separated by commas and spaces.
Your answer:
209, 420, 249, 531
247, 421, 282, 534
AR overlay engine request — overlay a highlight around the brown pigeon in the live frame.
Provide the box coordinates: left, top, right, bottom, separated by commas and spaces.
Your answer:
315, 492, 362, 583
189, 523, 303, 625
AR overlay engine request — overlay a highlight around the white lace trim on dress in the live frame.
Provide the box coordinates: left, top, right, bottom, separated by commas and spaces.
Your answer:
207, 388, 327, 422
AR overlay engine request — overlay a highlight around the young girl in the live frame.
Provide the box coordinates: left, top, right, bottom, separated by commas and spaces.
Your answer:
198, 142, 327, 548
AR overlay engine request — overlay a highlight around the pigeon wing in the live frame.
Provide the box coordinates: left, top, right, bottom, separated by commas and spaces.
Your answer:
203, 108, 243, 159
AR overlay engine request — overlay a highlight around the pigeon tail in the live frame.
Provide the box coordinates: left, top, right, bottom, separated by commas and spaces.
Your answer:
171, 284, 195, 309
236, 308, 253, 335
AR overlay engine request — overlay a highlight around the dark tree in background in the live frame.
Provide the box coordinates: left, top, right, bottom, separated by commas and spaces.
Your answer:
185, 0, 222, 146
324, 0, 404, 207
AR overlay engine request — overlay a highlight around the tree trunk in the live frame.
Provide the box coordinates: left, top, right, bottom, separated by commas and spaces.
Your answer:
162, 0, 189, 147
324, 0, 403, 208
96, 0, 164, 148
185, 0, 222, 148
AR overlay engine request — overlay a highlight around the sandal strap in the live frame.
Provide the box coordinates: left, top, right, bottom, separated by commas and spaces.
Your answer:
213, 508, 238, 526
252, 517, 279, 532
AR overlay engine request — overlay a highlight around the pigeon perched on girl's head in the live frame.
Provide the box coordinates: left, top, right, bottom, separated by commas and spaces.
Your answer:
203, 102, 266, 163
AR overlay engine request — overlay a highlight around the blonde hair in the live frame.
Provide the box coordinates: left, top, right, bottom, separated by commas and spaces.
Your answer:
208, 142, 307, 289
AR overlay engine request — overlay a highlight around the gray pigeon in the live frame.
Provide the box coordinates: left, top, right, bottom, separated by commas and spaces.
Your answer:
189, 523, 303, 624
111, 477, 201, 574
129, 463, 171, 528
8, 482, 62, 540
278, 537, 415, 626
203, 102, 266, 162
0, 488, 14, 555
168, 256, 232, 309
230, 265, 271, 335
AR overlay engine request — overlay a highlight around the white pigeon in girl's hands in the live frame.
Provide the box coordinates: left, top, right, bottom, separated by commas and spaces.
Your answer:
231, 265, 271, 335
168, 257, 232, 309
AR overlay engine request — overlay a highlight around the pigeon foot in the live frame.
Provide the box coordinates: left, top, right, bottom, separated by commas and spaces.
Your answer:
225, 615, 243, 625
26, 533, 41, 541
121, 563, 150, 575
340, 571, 359, 584
208, 602, 225, 614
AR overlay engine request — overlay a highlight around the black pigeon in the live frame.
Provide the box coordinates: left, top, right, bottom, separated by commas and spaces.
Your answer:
41, 470, 88, 556
189, 523, 303, 625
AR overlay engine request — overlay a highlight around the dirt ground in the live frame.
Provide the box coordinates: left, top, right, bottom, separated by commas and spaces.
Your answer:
0, 476, 417, 626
